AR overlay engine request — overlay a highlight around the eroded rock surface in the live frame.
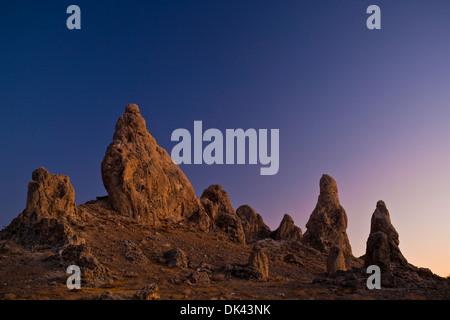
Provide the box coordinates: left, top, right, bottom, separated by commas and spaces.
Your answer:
302, 175, 352, 258
101, 104, 206, 225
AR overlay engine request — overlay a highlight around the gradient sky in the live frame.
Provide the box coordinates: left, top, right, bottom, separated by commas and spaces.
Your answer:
1, 1, 449, 277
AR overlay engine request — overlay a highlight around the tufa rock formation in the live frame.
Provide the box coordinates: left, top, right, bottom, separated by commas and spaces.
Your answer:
164, 248, 189, 268
326, 246, 347, 275
236, 205, 271, 243
200, 184, 246, 244
2, 167, 79, 248
365, 200, 408, 270
302, 174, 352, 258
133, 284, 160, 300
270, 214, 302, 241
248, 245, 269, 280
101, 104, 207, 226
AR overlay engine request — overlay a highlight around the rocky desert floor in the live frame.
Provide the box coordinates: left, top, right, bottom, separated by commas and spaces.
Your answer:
1, 199, 448, 301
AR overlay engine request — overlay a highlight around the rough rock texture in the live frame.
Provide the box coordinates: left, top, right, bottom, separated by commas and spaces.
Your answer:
133, 284, 160, 300
200, 185, 246, 244
248, 245, 269, 280
327, 246, 347, 275
164, 248, 189, 268
365, 201, 408, 270
59, 244, 102, 270
188, 269, 211, 284
270, 214, 302, 241
2, 167, 79, 248
58, 243, 109, 287
302, 175, 352, 258
236, 205, 271, 243
123, 240, 147, 262
101, 104, 207, 225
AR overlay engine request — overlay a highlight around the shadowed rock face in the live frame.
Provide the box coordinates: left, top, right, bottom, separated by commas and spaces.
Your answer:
302, 175, 352, 258
248, 245, 269, 280
270, 214, 302, 241
365, 201, 407, 270
327, 246, 346, 275
2, 167, 78, 248
201, 185, 246, 244
236, 205, 271, 243
101, 104, 206, 225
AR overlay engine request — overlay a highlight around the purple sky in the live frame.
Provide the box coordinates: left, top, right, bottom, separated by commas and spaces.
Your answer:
1, 1, 449, 276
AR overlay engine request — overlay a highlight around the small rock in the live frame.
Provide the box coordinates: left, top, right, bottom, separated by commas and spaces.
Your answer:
188, 269, 210, 284
133, 284, 160, 300
164, 248, 189, 268
98, 291, 123, 300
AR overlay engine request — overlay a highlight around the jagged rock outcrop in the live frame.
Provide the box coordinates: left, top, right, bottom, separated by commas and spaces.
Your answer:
302, 174, 352, 258
2, 167, 79, 248
101, 104, 208, 226
236, 205, 271, 242
200, 185, 245, 244
365, 200, 408, 270
270, 214, 302, 241
326, 246, 346, 275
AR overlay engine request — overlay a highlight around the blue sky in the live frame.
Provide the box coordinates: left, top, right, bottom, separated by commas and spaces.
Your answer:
1, 1, 450, 276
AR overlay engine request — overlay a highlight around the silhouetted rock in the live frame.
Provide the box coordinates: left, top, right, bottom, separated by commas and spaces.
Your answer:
101, 104, 207, 226
327, 246, 346, 275
365, 201, 407, 270
270, 214, 302, 241
302, 175, 352, 258
201, 185, 245, 244
2, 168, 79, 248
236, 205, 271, 242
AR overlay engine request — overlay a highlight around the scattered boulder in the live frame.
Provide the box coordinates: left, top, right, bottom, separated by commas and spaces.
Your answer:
236, 205, 271, 243
2, 167, 79, 248
223, 245, 269, 280
326, 246, 346, 275
123, 240, 147, 262
133, 284, 160, 300
270, 214, 302, 241
59, 243, 103, 271
164, 248, 189, 268
201, 185, 245, 244
101, 104, 207, 225
365, 201, 408, 270
248, 245, 269, 280
302, 174, 352, 258
58, 243, 109, 287
188, 269, 211, 284
98, 291, 123, 300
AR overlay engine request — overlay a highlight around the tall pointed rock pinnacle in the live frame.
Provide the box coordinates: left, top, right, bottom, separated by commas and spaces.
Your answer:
365, 200, 407, 270
101, 104, 207, 225
302, 174, 352, 258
